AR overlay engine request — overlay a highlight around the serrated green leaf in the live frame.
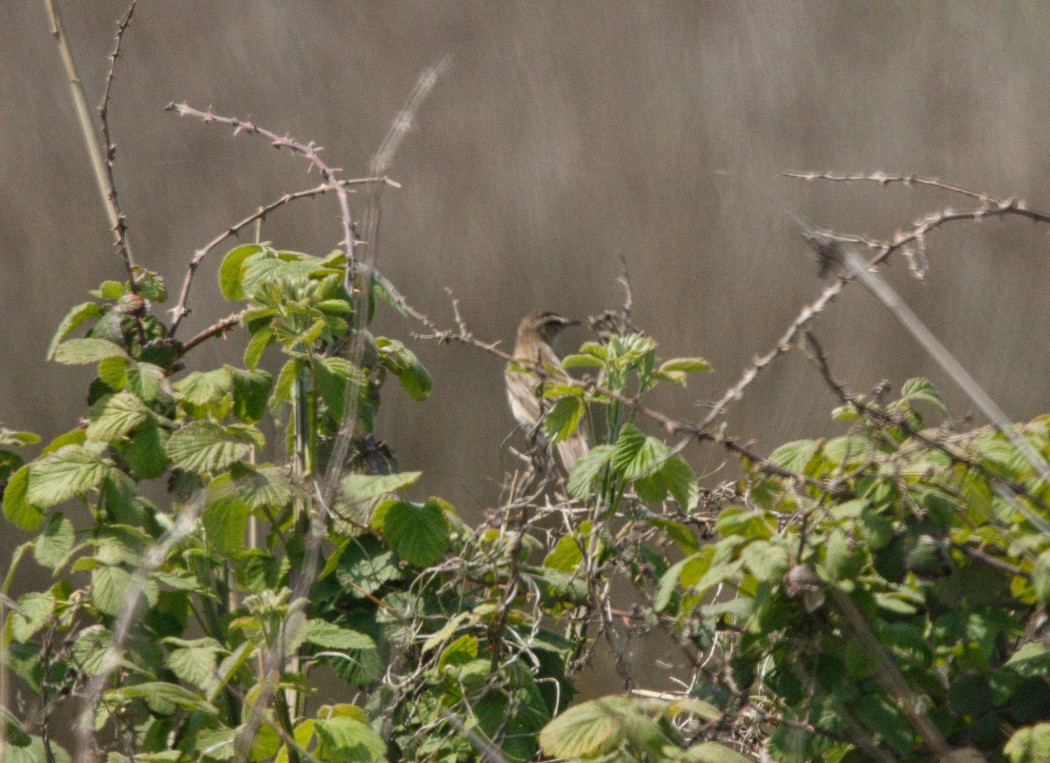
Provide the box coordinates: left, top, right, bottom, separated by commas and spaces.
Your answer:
305, 619, 376, 650
243, 325, 273, 369
341, 471, 421, 502
34, 514, 75, 570
107, 681, 218, 716
567, 445, 615, 499
219, 243, 266, 300
47, 302, 102, 360
0, 428, 39, 448
545, 396, 586, 444
375, 337, 432, 401
166, 421, 259, 474
1005, 723, 1050, 762
315, 716, 387, 762
87, 392, 150, 442
438, 634, 478, 670
164, 637, 224, 694
539, 696, 634, 758
900, 377, 947, 415
681, 741, 753, 762
230, 366, 272, 423
372, 270, 406, 315
9, 590, 55, 642
378, 500, 448, 567
562, 353, 605, 369
658, 356, 711, 374
768, 439, 819, 473
174, 368, 232, 406
27, 446, 111, 507
545, 532, 585, 573
612, 424, 668, 480
1034, 551, 1050, 605
98, 280, 125, 299
53, 338, 128, 365
121, 426, 169, 480
203, 480, 249, 553
3, 465, 45, 531
91, 565, 133, 617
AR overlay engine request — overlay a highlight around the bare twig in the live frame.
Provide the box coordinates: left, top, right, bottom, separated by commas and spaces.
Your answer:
168, 183, 331, 330
97, 1, 138, 291
179, 310, 246, 355
43, 0, 137, 286
165, 104, 358, 334
698, 175, 1050, 434
784, 170, 992, 203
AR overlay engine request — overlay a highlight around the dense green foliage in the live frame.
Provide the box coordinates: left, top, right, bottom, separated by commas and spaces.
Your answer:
4, 240, 1050, 763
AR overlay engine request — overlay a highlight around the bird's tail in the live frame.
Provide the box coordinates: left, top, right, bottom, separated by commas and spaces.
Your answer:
556, 429, 589, 474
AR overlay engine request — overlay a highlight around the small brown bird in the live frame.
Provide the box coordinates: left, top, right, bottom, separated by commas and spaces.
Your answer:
505, 310, 589, 472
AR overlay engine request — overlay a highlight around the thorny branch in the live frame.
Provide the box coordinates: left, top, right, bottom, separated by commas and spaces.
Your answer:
98, 1, 138, 292
43, 0, 138, 287
164, 103, 380, 334
696, 174, 1050, 433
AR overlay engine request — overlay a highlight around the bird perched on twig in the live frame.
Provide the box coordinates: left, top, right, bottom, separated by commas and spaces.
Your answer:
505, 310, 589, 472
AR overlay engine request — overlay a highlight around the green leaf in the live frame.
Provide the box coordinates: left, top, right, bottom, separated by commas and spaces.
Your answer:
567, 445, 615, 499
341, 471, 421, 503
739, 540, 789, 583
438, 634, 478, 670
219, 243, 265, 300
539, 696, 634, 758
657, 356, 712, 384
612, 424, 668, 480
545, 533, 585, 573
900, 377, 947, 415
53, 338, 128, 365
243, 325, 273, 369
106, 681, 218, 716
9, 590, 55, 642
203, 480, 249, 553
132, 267, 167, 302
174, 368, 232, 406
562, 353, 605, 369
28, 446, 112, 507
34, 514, 75, 570
3, 465, 45, 531
305, 619, 376, 651
47, 302, 102, 360
314, 716, 387, 762
230, 463, 292, 511
128, 362, 165, 403
377, 500, 449, 567
1005, 723, 1050, 762
1034, 551, 1050, 605
635, 455, 698, 510
121, 426, 169, 480
166, 421, 260, 474
681, 741, 753, 762
372, 270, 406, 316
230, 366, 273, 423
545, 396, 586, 444
98, 280, 125, 299
375, 337, 432, 400
768, 439, 819, 473
164, 637, 224, 694
91, 565, 133, 617
86, 392, 150, 442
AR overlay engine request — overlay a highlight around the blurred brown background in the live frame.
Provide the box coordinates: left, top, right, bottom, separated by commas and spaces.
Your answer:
4, 0, 1050, 626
